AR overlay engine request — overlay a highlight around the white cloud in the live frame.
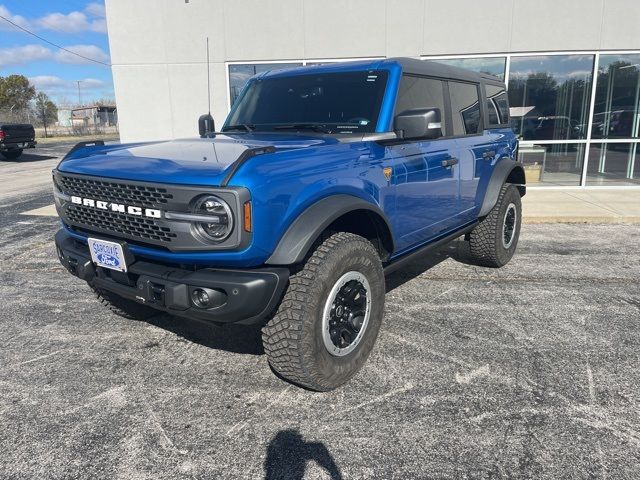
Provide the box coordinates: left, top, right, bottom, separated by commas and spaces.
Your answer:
36, 11, 106, 34
29, 76, 106, 91
0, 5, 30, 30
0, 44, 51, 66
28, 76, 112, 105
85, 2, 106, 18
28, 75, 68, 89
0, 43, 110, 67
1, 4, 107, 34
55, 44, 110, 64
36, 11, 89, 32
90, 18, 107, 33
80, 78, 106, 88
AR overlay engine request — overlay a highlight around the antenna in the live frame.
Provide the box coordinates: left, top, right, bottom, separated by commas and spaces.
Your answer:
206, 36, 211, 115
198, 37, 215, 137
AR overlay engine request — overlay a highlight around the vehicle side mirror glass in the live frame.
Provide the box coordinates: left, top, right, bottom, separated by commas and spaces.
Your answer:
394, 108, 442, 140
198, 113, 215, 137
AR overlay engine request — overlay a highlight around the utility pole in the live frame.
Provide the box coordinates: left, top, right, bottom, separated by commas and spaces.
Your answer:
76, 81, 83, 106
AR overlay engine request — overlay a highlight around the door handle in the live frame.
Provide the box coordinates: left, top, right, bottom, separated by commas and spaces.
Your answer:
441, 158, 459, 168
482, 150, 496, 159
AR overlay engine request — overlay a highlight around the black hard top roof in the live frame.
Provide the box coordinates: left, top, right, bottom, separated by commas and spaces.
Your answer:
262, 57, 505, 87
386, 57, 505, 86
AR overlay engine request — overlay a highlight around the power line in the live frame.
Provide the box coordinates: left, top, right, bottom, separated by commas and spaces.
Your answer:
0, 14, 111, 67
4, 0, 107, 44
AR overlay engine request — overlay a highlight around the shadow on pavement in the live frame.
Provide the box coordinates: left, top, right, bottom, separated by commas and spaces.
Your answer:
6, 152, 58, 163
264, 429, 343, 480
146, 313, 265, 355
386, 238, 480, 293
145, 239, 479, 355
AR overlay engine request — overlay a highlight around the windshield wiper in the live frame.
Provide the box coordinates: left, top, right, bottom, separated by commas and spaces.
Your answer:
273, 124, 332, 134
222, 124, 255, 132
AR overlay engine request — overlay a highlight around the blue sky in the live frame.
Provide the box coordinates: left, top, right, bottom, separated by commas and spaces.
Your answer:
0, 0, 114, 105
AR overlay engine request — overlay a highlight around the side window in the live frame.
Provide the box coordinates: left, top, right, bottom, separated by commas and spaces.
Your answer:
395, 75, 447, 131
449, 81, 481, 135
485, 84, 510, 126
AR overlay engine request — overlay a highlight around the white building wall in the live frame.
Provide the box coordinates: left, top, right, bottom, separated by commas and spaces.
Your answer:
105, 0, 640, 142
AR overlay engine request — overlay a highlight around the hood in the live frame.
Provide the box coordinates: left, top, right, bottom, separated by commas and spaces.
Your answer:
57, 133, 336, 186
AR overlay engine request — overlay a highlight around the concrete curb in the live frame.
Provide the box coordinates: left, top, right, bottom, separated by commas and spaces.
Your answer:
523, 216, 640, 224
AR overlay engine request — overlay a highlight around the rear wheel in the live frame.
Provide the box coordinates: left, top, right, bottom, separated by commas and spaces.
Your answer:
262, 232, 385, 391
468, 183, 522, 267
1, 149, 23, 160
90, 284, 158, 320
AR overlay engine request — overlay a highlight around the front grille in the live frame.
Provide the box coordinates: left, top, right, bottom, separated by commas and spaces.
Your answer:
54, 171, 249, 251
58, 175, 173, 208
66, 204, 177, 243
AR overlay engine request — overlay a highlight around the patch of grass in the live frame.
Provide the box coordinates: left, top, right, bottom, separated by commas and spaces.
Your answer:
36, 134, 120, 145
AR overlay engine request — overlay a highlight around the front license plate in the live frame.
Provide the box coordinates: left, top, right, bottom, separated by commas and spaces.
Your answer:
88, 238, 127, 272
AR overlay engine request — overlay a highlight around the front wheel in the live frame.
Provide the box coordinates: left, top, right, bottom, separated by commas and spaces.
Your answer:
1, 149, 23, 160
468, 183, 522, 267
262, 232, 385, 391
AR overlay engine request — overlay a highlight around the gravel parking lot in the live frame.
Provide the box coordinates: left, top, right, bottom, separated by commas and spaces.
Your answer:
1, 149, 639, 479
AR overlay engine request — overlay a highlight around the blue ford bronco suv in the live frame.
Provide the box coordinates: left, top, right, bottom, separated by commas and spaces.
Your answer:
53, 58, 524, 391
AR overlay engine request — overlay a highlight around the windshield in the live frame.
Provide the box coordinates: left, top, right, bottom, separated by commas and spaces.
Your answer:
224, 70, 389, 134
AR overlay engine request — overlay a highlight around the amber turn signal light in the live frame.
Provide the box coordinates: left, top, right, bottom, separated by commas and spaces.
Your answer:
243, 201, 252, 232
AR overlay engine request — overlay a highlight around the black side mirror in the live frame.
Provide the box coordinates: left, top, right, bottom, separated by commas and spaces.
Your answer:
198, 113, 215, 137
394, 108, 442, 140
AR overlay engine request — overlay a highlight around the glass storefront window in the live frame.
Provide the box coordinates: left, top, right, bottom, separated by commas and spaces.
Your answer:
586, 143, 640, 185
229, 63, 302, 106
508, 55, 594, 141
592, 54, 640, 140
518, 143, 585, 186
429, 57, 506, 79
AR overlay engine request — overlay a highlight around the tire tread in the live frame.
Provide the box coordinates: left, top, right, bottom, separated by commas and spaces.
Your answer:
262, 232, 383, 391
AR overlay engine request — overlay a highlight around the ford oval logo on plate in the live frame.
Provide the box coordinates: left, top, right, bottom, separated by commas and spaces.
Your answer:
88, 238, 128, 272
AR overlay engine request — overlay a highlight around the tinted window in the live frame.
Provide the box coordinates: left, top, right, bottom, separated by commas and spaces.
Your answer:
485, 84, 510, 126
449, 81, 481, 135
229, 63, 302, 106
226, 70, 388, 134
395, 75, 447, 129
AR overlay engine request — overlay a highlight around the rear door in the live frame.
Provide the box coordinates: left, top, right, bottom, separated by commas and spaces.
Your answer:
460, 83, 513, 215
387, 75, 460, 252
448, 81, 484, 220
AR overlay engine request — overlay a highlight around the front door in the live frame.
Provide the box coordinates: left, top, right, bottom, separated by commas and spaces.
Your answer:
388, 140, 460, 252
384, 75, 464, 253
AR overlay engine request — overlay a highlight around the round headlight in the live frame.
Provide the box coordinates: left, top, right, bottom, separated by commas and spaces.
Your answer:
192, 195, 233, 242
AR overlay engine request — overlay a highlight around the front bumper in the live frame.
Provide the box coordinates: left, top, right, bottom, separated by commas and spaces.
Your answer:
55, 229, 289, 325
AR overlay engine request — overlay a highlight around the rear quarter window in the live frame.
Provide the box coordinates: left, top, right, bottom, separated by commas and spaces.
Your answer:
485, 84, 510, 126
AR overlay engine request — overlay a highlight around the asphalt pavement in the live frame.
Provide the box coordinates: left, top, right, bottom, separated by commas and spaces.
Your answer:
1, 147, 640, 479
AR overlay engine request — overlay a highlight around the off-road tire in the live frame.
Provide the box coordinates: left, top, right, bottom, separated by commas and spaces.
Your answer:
1, 149, 23, 160
90, 284, 158, 320
468, 183, 522, 267
262, 232, 385, 391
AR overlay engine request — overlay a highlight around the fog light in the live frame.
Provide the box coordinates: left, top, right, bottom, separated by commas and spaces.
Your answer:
191, 288, 210, 308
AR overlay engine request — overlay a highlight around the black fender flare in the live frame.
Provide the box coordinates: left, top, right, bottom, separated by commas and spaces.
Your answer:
265, 194, 394, 265
478, 159, 526, 217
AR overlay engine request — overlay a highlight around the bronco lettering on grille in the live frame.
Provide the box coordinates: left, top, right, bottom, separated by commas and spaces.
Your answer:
70, 196, 162, 219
